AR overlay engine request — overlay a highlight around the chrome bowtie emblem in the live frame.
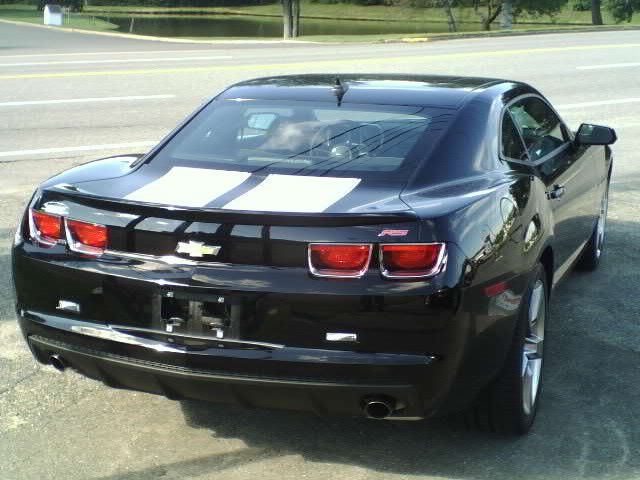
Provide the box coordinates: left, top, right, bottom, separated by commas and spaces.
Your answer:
175, 241, 221, 258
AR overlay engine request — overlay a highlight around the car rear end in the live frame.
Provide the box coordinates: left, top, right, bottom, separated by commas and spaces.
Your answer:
14, 191, 476, 418
11, 79, 501, 419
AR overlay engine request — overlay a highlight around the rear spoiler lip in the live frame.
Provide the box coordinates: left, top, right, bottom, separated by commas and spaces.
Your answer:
43, 186, 418, 227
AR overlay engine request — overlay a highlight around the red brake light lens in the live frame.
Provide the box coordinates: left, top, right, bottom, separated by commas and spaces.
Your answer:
30, 210, 62, 246
66, 219, 108, 255
309, 244, 372, 278
380, 243, 446, 278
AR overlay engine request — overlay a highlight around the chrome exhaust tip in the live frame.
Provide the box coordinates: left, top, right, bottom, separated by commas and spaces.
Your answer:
49, 354, 66, 372
362, 397, 396, 419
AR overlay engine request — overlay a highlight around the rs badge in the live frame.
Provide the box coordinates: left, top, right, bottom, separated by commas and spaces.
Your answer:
175, 241, 221, 258
378, 229, 409, 237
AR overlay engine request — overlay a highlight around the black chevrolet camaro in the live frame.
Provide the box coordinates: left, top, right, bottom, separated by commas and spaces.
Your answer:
12, 75, 616, 434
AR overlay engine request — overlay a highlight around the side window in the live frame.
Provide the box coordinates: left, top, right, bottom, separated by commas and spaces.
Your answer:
508, 97, 567, 162
501, 112, 528, 160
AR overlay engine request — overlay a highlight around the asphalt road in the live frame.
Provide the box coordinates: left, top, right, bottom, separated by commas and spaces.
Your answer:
1, 22, 639, 480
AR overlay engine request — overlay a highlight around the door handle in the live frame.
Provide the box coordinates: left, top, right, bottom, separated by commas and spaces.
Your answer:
548, 185, 565, 200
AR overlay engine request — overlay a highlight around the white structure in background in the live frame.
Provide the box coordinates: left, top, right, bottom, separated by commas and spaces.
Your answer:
44, 5, 63, 26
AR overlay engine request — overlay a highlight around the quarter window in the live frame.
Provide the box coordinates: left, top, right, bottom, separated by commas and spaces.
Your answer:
501, 112, 528, 160
508, 97, 567, 162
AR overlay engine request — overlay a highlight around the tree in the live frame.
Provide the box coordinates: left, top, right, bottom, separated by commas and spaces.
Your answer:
472, 0, 503, 30
606, 0, 640, 22
282, 0, 300, 39
457, 0, 568, 30
592, 0, 604, 24
443, 0, 457, 32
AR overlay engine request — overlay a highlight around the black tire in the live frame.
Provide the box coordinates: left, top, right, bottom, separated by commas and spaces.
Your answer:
576, 182, 609, 271
466, 264, 548, 435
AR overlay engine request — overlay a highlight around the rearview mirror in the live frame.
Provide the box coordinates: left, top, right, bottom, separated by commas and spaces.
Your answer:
575, 123, 617, 146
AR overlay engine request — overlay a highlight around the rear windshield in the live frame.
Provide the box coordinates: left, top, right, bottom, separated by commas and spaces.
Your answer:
150, 99, 453, 179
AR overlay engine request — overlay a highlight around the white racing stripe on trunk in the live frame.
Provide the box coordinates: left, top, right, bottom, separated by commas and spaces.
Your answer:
125, 167, 251, 208
223, 174, 361, 213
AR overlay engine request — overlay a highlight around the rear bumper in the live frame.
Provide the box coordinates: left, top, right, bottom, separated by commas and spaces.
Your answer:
22, 312, 438, 419
13, 244, 528, 419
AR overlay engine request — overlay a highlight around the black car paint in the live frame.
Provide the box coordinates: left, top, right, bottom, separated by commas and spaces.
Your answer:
12, 75, 611, 419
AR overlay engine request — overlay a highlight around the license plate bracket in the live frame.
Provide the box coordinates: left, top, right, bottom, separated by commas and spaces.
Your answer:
160, 293, 235, 338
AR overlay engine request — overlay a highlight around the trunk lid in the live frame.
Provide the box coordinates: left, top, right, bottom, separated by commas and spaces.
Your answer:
40, 165, 420, 268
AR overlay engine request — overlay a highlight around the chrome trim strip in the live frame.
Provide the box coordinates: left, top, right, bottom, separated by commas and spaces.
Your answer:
104, 249, 227, 267
24, 311, 437, 366
109, 324, 284, 349
24, 311, 283, 353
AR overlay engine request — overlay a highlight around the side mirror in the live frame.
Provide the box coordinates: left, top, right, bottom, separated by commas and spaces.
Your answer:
575, 123, 617, 146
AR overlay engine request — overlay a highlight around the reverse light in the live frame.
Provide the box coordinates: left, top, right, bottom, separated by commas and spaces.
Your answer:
29, 209, 62, 247
308, 244, 372, 278
380, 243, 446, 279
66, 219, 108, 256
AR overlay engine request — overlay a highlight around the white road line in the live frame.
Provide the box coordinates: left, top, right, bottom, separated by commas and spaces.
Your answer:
0, 94, 175, 107
0, 55, 232, 67
0, 49, 227, 59
558, 98, 640, 110
0, 142, 156, 158
577, 63, 640, 70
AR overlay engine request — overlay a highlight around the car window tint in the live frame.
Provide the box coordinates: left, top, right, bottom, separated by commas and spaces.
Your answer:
501, 112, 528, 160
508, 97, 566, 162
151, 99, 454, 179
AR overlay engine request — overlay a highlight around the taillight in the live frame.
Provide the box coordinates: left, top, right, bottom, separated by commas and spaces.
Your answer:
308, 244, 372, 278
380, 243, 446, 278
29, 209, 62, 247
66, 219, 108, 256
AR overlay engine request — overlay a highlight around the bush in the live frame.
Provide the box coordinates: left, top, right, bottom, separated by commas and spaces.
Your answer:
573, 0, 591, 11
35, 0, 83, 11
85, 0, 277, 6
310, 0, 388, 4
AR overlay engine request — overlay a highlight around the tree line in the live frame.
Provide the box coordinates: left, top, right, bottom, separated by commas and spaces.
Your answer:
282, 0, 640, 37
21, 0, 640, 37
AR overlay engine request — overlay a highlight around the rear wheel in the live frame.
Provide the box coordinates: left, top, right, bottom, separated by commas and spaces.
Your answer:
577, 182, 609, 271
467, 264, 547, 435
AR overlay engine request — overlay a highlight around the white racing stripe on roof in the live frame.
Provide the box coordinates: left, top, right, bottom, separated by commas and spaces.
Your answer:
223, 174, 361, 213
125, 167, 251, 208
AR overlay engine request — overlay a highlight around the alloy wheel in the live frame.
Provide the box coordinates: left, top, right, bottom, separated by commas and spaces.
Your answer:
596, 188, 609, 258
522, 280, 545, 416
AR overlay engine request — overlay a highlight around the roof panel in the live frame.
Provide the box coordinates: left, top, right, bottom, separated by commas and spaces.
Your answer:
218, 74, 507, 108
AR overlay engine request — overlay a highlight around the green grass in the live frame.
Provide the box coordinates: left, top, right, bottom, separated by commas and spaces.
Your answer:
0, 4, 117, 31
